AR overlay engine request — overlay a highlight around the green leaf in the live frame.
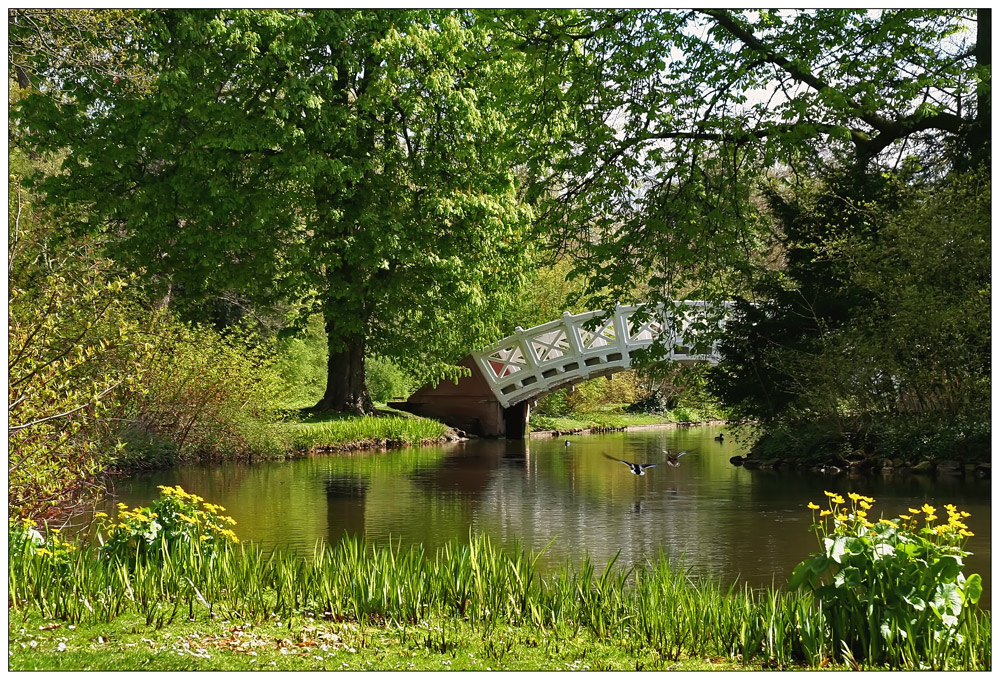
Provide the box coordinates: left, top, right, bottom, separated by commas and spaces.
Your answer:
962, 573, 983, 605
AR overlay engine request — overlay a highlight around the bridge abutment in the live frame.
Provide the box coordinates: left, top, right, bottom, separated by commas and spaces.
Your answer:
390, 356, 524, 437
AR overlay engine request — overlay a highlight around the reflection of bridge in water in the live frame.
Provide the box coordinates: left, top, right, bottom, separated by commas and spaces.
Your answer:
393, 302, 731, 437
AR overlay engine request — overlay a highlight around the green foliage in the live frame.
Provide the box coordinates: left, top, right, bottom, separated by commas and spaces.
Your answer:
512, 9, 986, 310
365, 357, 415, 403
8, 161, 142, 516
109, 317, 293, 467
790, 493, 982, 668
97, 486, 239, 566
15, 9, 547, 411
274, 314, 328, 409
709, 167, 990, 461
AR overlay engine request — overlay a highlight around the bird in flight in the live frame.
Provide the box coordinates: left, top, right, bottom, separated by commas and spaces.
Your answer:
663, 448, 694, 467
603, 454, 659, 475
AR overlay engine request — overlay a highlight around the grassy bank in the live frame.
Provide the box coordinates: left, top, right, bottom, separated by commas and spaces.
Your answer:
9, 490, 991, 672
529, 408, 720, 433
288, 410, 450, 452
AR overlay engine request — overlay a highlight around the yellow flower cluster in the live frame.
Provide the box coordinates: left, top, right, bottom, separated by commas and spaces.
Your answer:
807, 491, 975, 544
102, 485, 240, 543
157, 485, 205, 504
898, 502, 974, 538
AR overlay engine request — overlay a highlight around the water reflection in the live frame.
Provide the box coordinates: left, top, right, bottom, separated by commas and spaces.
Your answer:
101, 426, 991, 608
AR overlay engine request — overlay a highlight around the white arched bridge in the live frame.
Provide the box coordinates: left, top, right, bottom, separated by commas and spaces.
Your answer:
392, 301, 732, 437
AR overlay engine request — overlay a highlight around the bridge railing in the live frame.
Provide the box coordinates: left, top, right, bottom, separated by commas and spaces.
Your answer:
472, 302, 731, 408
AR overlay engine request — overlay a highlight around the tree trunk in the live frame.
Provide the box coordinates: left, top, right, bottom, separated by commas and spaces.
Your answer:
313, 313, 373, 415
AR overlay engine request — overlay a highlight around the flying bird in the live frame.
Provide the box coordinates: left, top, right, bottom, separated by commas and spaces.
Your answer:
603, 453, 659, 476
662, 449, 694, 467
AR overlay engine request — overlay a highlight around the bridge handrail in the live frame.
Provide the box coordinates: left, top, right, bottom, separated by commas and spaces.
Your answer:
472, 302, 731, 408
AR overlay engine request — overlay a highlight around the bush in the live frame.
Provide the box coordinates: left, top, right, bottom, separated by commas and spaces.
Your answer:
366, 356, 414, 403
790, 492, 982, 668
110, 316, 294, 466
8, 171, 143, 517
274, 314, 327, 409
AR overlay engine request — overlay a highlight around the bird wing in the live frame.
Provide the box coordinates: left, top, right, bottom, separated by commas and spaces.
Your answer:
675, 449, 694, 458
640, 463, 658, 469
603, 453, 631, 466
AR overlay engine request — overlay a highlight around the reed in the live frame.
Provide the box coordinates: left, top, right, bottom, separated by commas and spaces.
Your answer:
8, 501, 991, 670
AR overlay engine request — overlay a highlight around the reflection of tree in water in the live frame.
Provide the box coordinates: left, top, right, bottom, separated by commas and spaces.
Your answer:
409, 449, 500, 498
324, 475, 369, 541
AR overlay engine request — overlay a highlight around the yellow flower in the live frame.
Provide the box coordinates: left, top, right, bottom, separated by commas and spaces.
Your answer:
959, 529, 974, 537
908, 508, 920, 514
848, 492, 861, 501
807, 502, 820, 510
858, 500, 872, 510
944, 503, 957, 513
117, 502, 128, 509
925, 514, 938, 522
961, 511, 971, 518
832, 495, 845, 505
921, 504, 936, 515
94, 512, 108, 519
35, 548, 52, 557
899, 514, 911, 520
158, 485, 175, 495
819, 510, 832, 517
824, 491, 837, 498
855, 510, 868, 519
860, 495, 875, 504
878, 519, 897, 526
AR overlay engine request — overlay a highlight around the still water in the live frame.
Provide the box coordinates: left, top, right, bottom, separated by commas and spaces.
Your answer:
101, 426, 992, 607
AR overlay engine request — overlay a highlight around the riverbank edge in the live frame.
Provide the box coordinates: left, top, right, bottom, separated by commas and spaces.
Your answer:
528, 419, 728, 439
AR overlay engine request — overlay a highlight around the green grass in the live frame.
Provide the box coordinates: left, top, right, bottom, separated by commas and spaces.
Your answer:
9, 528, 990, 671
7, 610, 743, 671
288, 410, 449, 451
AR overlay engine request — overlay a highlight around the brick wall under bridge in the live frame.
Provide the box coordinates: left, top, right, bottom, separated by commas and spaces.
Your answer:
389, 356, 529, 438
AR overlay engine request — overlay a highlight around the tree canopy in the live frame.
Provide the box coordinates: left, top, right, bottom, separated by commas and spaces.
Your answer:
16, 9, 544, 412
507, 8, 988, 306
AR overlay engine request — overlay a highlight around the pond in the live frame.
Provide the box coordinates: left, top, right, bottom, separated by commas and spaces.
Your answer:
98, 425, 992, 608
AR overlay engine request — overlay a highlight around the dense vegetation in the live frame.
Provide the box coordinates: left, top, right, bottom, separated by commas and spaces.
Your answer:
8, 487, 989, 671
7, 10, 991, 671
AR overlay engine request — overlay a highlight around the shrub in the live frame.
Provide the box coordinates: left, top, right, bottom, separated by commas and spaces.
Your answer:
366, 356, 414, 403
8, 171, 143, 517
274, 314, 327, 409
109, 316, 294, 467
790, 492, 982, 668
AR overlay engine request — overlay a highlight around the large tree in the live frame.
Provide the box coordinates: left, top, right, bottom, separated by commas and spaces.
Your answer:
502, 9, 989, 305
17, 9, 540, 413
